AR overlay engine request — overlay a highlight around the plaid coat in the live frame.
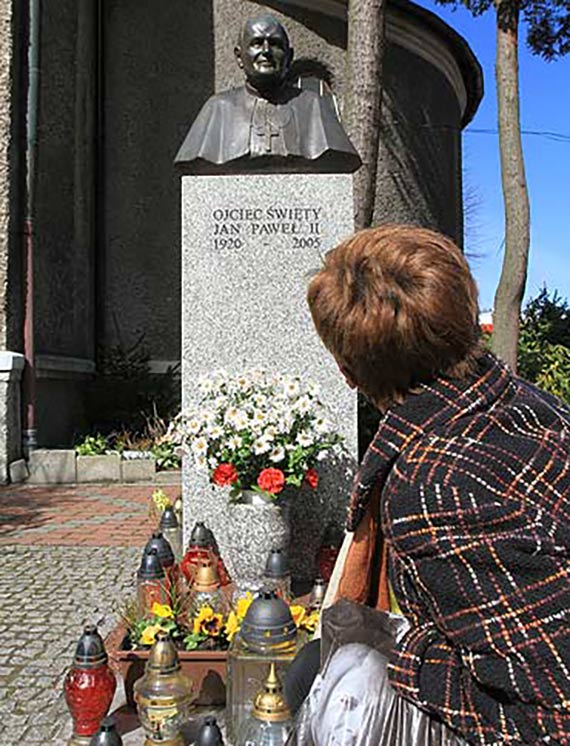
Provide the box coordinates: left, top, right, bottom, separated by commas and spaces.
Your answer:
347, 352, 570, 745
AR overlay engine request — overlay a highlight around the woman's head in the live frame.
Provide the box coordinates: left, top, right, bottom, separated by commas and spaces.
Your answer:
307, 224, 482, 408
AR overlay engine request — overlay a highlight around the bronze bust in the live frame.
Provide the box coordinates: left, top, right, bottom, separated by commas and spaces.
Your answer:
175, 15, 360, 172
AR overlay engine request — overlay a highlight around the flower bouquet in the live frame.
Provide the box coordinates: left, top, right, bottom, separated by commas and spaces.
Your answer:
169, 370, 342, 501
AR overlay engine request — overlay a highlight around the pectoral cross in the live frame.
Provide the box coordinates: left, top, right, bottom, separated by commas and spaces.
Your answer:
251, 98, 282, 156
263, 106, 280, 153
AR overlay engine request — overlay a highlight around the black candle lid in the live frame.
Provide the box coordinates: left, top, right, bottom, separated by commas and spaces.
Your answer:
196, 715, 224, 746
137, 547, 165, 580
74, 625, 108, 668
143, 531, 175, 569
190, 521, 212, 547
159, 506, 179, 530
89, 715, 123, 745
264, 548, 290, 578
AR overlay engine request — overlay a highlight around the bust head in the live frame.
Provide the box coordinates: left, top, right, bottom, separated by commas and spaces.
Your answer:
234, 15, 293, 94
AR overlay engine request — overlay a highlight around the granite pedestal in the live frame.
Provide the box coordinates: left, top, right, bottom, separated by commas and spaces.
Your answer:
181, 173, 357, 582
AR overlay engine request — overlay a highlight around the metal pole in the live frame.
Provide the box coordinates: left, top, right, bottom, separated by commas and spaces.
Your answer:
22, 0, 41, 455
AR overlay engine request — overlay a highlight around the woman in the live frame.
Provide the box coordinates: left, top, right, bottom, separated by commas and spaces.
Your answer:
298, 225, 570, 745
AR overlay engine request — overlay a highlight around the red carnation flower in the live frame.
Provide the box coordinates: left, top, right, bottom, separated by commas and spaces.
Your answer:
212, 463, 239, 487
257, 467, 285, 495
304, 468, 319, 489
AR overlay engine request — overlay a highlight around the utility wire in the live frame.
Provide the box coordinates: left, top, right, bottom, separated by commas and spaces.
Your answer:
386, 119, 570, 141
466, 127, 570, 142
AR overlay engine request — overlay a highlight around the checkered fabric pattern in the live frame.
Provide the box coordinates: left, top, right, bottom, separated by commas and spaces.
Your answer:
348, 353, 570, 745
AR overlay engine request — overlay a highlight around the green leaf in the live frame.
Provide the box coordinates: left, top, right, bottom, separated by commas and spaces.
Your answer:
183, 633, 206, 650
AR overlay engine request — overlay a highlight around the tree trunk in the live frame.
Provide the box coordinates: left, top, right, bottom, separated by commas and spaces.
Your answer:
344, 0, 387, 230
492, 0, 530, 372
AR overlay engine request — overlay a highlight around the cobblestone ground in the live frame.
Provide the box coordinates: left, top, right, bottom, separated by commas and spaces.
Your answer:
0, 482, 180, 745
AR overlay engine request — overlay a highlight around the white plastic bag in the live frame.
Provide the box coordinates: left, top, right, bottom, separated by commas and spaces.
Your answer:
287, 600, 467, 746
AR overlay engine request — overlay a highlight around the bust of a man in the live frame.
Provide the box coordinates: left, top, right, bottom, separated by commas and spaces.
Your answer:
175, 14, 360, 172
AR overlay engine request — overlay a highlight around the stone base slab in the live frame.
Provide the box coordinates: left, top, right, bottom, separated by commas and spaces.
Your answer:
8, 459, 28, 483
28, 449, 76, 484
121, 459, 156, 482
76, 454, 122, 482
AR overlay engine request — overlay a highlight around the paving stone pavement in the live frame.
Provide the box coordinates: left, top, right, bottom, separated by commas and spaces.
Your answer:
0, 481, 183, 745
1, 544, 140, 744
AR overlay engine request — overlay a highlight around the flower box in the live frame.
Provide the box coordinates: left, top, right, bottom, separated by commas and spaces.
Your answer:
105, 623, 227, 707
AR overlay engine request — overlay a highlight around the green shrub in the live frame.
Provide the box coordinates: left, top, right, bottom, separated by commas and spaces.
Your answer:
75, 433, 108, 456
518, 288, 570, 404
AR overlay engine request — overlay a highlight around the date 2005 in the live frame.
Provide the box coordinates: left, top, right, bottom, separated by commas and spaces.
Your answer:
212, 236, 321, 250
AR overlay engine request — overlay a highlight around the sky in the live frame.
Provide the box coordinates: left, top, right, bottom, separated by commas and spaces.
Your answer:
414, 0, 570, 312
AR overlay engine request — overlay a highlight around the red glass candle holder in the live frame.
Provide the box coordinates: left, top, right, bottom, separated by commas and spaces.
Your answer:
64, 625, 116, 744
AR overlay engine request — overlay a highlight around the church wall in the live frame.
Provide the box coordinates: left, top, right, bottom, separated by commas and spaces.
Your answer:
376, 42, 463, 242
101, 0, 214, 364
35, 0, 93, 359
32, 0, 98, 445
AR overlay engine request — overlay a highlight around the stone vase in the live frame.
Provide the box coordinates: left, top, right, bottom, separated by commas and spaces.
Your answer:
225, 490, 290, 599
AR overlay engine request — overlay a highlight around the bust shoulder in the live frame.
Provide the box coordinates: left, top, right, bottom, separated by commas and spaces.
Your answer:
207, 87, 248, 107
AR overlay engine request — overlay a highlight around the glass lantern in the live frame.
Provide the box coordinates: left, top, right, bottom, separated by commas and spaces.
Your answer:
227, 591, 303, 740
237, 663, 293, 746
187, 560, 228, 615
137, 548, 169, 618
262, 549, 292, 602
133, 631, 194, 746
309, 577, 327, 611
159, 506, 182, 561
181, 522, 231, 587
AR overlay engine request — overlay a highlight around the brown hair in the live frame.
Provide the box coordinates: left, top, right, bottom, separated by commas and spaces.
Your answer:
307, 224, 483, 406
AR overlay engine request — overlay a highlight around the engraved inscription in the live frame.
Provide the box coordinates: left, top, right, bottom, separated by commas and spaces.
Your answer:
210, 206, 323, 251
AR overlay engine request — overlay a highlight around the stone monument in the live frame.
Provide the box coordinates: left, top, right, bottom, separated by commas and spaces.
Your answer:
177, 14, 359, 585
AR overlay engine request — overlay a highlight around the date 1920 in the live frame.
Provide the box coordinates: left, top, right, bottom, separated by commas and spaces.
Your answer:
212, 235, 321, 251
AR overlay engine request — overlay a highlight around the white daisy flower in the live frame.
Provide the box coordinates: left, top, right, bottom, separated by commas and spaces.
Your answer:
234, 411, 249, 430
253, 409, 267, 425
224, 407, 239, 425
269, 445, 285, 463
316, 449, 328, 461
228, 435, 242, 451
187, 418, 202, 435
192, 437, 208, 455
264, 425, 277, 440
208, 425, 223, 439
314, 417, 331, 434
200, 409, 216, 425
237, 375, 251, 392
253, 438, 271, 455
294, 395, 312, 414
283, 378, 300, 398
253, 393, 267, 408
296, 431, 314, 448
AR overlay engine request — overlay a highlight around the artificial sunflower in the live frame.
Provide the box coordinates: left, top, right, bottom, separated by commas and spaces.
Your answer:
224, 610, 240, 642
151, 602, 174, 619
289, 604, 307, 627
200, 612, 224, 637
192, 606, 224, 636
139, 624, 165, 646
302, 610, 320, 634
193, 605, 215, 635
235, 592, 254, 620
